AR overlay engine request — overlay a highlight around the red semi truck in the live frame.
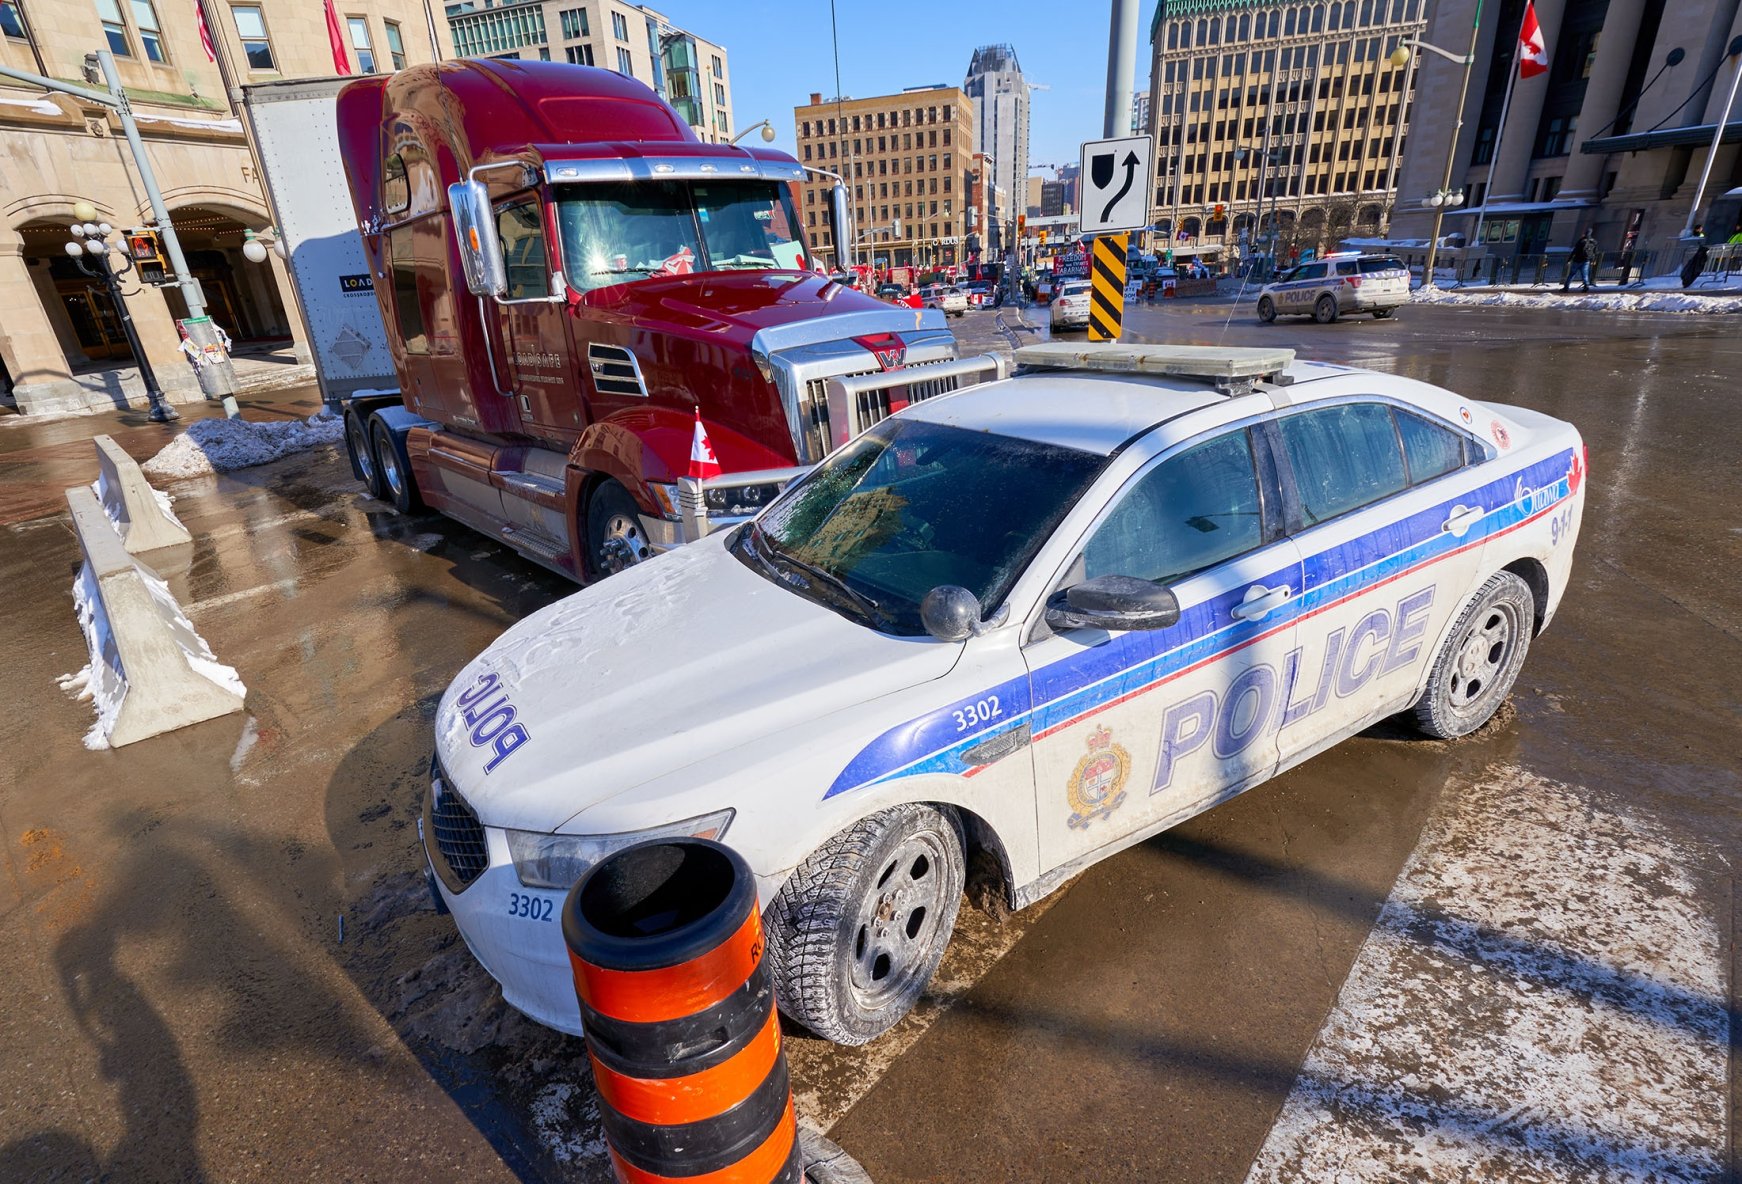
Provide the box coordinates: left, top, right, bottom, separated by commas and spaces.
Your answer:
245, 60, 963, 581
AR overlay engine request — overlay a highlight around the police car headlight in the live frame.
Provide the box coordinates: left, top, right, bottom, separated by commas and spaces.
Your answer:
503, 809, 736, 890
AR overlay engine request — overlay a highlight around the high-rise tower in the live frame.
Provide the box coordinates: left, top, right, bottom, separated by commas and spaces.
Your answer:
963, 44, 1030, 252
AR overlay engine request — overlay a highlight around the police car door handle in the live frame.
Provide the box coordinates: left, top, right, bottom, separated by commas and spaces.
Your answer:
1442, 504, 1484, 537
1231, 583, 1292, 622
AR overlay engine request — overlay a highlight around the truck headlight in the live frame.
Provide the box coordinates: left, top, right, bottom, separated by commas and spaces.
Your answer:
503, 809, 736, 890
703, 482, 783, 517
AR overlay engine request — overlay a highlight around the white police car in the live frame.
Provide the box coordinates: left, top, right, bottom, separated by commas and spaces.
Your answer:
424, 343, 1585, 1046
1258, 252, 1410, 323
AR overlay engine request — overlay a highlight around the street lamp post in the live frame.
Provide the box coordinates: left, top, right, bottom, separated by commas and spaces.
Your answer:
65, 219, 176, 423
1400, 9, 1485, 288
728, 120, 778, 146
1379, 43, 1422, 238
1682, 35, 1742, 241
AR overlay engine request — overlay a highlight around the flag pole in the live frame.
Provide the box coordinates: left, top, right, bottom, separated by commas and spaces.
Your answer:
1471, 8, 1527, 267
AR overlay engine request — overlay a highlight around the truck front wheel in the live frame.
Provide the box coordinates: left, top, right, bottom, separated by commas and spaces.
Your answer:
585, 480, 653, 578
764, 803, 965, 1046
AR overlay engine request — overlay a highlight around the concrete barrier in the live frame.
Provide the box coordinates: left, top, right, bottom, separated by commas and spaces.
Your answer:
94, 433, 192, 553
65, 485, 245, 748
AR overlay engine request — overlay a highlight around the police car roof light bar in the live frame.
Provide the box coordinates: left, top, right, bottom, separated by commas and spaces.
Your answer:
1014, 343, 1296, 397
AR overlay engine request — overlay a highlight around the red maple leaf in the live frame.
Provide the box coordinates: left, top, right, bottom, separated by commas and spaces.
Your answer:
1568, 448, 1585, 495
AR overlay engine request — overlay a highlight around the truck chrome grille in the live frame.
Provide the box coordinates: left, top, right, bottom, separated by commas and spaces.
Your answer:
801, 358, 957, 459
428, 760, 489, 890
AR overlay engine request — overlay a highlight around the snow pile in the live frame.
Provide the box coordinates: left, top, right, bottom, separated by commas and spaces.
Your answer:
143, 410, 344, 479
1412, 286, 1742, 315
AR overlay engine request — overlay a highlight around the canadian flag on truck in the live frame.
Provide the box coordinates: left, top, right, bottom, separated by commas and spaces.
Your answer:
1518, 1, 1549, 78
689, 409, 721, 480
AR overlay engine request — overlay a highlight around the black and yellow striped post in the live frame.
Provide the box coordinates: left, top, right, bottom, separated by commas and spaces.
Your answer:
1089, 233, 1129, 341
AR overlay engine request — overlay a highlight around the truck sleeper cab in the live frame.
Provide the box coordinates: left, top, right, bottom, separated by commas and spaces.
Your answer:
335, 60, 962, 581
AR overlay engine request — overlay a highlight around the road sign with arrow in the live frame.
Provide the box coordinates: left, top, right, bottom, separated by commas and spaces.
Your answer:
1078, 134, 1151, 236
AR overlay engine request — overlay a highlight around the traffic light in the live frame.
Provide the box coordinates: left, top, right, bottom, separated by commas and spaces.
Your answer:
1039, 229, 1048, 245
1018, 214, 1026, 235
1212, 203, 1227, 223
126, 229, 169, 284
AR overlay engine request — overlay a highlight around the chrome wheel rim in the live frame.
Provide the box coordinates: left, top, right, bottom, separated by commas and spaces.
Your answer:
380, 446, 403, 499
848, 830, 952, 1012
597, 511, 650, 574
1448, 601, 1520, 711
351, 423, 375, 486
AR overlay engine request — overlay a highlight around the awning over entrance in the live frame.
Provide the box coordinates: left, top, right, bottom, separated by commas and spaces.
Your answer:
1441, 198, 1597, 216
1582, 120, 1742, 155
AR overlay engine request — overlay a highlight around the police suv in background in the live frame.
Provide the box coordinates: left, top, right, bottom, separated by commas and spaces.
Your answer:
1258, 252, 1410, 324
424, 343, 1586, 1046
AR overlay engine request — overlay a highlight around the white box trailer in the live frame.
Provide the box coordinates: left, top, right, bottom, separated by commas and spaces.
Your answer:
240, 77, 397, 409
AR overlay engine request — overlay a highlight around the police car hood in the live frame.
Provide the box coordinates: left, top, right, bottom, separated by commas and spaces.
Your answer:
434, 534, 959, 833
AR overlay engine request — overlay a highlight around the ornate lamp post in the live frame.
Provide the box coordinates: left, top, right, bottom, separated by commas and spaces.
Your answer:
64, 211, 176, 423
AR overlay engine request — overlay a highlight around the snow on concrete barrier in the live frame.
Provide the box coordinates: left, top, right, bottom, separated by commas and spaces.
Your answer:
93, 433, 192, 553
1411, 286, 1742, 315
64, 484, 245, 748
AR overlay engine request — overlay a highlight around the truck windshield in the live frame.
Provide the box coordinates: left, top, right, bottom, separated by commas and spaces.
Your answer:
555, 179, 808, 292
734, 419, 1107, 636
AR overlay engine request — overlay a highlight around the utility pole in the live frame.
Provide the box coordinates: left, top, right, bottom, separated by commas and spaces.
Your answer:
1103, 0, 1139, 138
0, 50, 241, 411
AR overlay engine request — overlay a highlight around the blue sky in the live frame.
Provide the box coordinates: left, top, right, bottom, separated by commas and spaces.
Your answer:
658, 1, 1159, 174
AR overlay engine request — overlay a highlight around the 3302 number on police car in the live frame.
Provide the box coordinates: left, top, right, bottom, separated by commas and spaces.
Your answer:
953, 696, 1002, 731
507, 892, 554, 922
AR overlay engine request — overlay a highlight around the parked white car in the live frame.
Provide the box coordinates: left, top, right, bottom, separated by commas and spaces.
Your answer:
423, 343, 1586, 1047
922, 284, 968, 317
1051, 280, 1093, 329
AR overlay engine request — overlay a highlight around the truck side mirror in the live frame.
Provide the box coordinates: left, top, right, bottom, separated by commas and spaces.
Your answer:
448, 180, 506, 298
829, 183, 857, 272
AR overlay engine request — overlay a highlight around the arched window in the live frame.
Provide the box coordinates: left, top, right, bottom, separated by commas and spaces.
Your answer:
1182, 215, 1202, 237
1285, 9, 1296, 35
1168, 21, 1178, 49
1238, 13, 1250, 39
1208, 16, 1219, 44
1268, 11, 1280, 37
1197, 19, 1207, 44
1312, 4, 1325, 32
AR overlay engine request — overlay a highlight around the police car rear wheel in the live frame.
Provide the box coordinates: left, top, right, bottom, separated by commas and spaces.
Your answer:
1257, 296, 1277, 323
765, 803, 965, 1046
1413, 571, 1534, 739
1314, 295, 1339, 324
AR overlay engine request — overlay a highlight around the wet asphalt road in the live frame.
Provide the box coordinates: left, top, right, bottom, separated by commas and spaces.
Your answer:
0, 302, 1736, 1182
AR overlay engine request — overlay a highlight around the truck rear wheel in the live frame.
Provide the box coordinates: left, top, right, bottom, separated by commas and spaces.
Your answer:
586, 480, 652, 578
346, 412, 384, 500
370, 420, 421, 514
764, 803, 965, 1046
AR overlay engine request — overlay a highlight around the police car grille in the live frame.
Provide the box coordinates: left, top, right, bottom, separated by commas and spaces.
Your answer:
430, 771, 489, 888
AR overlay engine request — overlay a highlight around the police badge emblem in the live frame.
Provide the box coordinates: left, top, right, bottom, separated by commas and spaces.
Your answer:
1066, 726, 1131, 829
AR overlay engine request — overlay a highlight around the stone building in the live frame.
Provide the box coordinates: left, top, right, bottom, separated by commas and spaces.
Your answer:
793, 86, 977, 273
0, 0, 450, 413
1388, 0, 1742, 266
442, 1, 732, 142
1146, 0, 1430, 265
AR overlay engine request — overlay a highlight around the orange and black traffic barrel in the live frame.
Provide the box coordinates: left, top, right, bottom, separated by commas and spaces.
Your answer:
563, 839, 801, 1184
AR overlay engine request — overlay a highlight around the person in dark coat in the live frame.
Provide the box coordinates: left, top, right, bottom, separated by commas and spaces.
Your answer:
1562, 230, 1597, 292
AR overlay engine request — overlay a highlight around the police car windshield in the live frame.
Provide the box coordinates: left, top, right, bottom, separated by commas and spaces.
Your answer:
738, 420, 1107, 635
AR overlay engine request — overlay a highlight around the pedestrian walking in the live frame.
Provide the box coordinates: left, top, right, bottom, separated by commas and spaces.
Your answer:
1562, 230, 1596, 292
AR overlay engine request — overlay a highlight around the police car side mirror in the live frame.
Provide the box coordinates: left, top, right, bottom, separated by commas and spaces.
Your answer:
1046, 576, 1181, 632
920, 585, 1009, 642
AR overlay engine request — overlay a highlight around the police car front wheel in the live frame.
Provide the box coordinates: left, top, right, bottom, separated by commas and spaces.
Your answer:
1413, 571, 1535, 739
1257, 296, 1277, 323
765, 803, 965, 1046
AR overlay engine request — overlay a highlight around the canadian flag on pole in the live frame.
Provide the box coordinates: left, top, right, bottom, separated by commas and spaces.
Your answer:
324, 0, 353, 75
1518, 1, 1550, 78
689, 408, 721, 480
